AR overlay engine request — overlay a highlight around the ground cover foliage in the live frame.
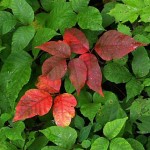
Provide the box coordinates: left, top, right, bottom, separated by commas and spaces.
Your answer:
0, 0, 150, 149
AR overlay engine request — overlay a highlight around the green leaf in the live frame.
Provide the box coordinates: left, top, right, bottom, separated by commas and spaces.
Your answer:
40, 126, 77, 149
42, 146, 66, 150
117, 23, 132, 36
143, 78, 150, 87
132, 47, 150, 77
74, 115, 85, 130
0, 141, 17, 150
91, 137, 109, 150
134, 34, 150, 44
80, 103, 101, 123
81, 140, 91, 149
104, 62, 132, 84
77, 6, 103, 31
110, 138, 133, 150
0, 0, 11, 10
122, 0, 145, 8
12, 25, 35, 52
64, 77, 75, 94
70, 0, 90, 12
113, 55, 128, 66
126, 78, 143, 101
0, 11, 16, 35
47, 2, 77, 32
127, 138, 145, 150
11, 0, 34, 24
0, 51, 32, 112
103, 117, 128, 140
0, 113, 12, 128
26, 0, 40, 11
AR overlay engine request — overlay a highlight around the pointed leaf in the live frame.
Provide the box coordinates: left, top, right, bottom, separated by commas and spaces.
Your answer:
63, 28, 89, 54
13, 89, 52, 122
42, 56, 67, 80
36, 75, 61, 94
95, 30, 146, 61
53, 93, 77, 126
68, 58, 87, 94
36, 41, 71, 58
79, 53, 103, 96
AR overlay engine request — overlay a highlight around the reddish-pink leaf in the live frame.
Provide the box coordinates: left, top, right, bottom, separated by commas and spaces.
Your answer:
68, 58, 87, 94
36, 75, 61, 93
53, 93, 77, 127
79, 53, 103, 96
13, 89, 52, 122
95, 30, 147, 61
42, 56, 67, 80
63, 28, 89, 54
35, 41, 71, 58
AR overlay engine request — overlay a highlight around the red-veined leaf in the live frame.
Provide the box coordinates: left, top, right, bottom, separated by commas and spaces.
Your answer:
94, 30, 147, 61
53, 93, 77, 127
63, 28, 89, 54
36, 75, 61, 93
13, 89, 52, 122
35, 41, 71, 58
42, 56, 67, 80
68, 58, 87, 94
79, 53, 103, 96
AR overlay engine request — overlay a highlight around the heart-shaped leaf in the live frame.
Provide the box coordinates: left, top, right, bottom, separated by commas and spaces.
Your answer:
94, 30, 146, 61
13, 89, 52, 122
63, 28, 89, 54
53, 93, 77, 126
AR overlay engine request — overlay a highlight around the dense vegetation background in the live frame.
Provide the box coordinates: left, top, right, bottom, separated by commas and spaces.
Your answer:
0, 0, 150, 149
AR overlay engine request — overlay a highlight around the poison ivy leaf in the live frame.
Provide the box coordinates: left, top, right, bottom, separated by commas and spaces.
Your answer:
12, 26, 35, 52
53, 93, 77, 126
42, 56, 67, 80
104, 62, 132, 83
103, 117, 128, 139
13, 89, 53, 122
127, 138, 145, 150
74, 115, 85, 130
80, 102, 101, 123
68, 58, 87, 94
91, 137, 109, 150
0, 51, 32, 112
134, 34, 150, 44
132, 47, 150, 77
0, 11, 16, 35
77, 6, 103, 31
117, 23, 132, 36
63, 28, 89, 54
110, 138, 133, 150
95, 30, 146, 61
70, 0, 90, 12
36, 75, 61, 94
36, 41, 71, 58
80, 53, 103, 96
47, 2, 77, 32
126, 78, 143, 101
40, 126, 77, 149
11, 0, 34, 24
64, 77, 76, 94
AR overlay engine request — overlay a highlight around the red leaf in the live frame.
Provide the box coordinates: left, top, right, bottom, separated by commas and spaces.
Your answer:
36, 75, 61, 94
63, 28, 89, 54
36, 41, 71, 58
42, 56, 67, 80
79, 53, 103, 96
53, 93, 77, 127
95, 30, 147, 61
68, 58, 87, 94
13, 89, 52, 122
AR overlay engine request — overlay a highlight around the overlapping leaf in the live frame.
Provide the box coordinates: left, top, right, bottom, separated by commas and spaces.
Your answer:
42, 56, 67, 80
36, 75, 61, 94
80, 53, 103, 96
63, 28, 89, 54
53, 93, 77, 126
13, 89, 52, 122
36, 41, 71, 58
68, 58, 87, 94
94, 30, 146, 61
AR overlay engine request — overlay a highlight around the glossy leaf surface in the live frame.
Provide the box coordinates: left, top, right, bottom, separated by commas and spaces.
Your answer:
36, 75, 61, 94
68, 58, 87, 94
79, 53, 103, 96
95, 30, 146, 60
63, 28, 89, 54
53, 93, 77, 126
13, 89, 52, 122
42, 56, 67, 80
